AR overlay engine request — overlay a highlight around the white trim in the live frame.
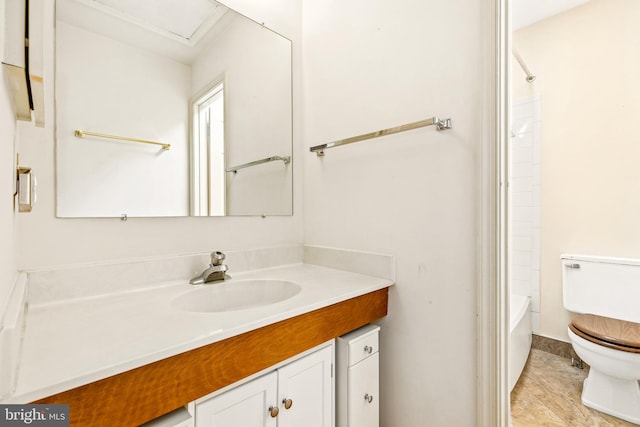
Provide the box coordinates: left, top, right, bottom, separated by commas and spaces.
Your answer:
498, 0, 511, 423
477, 0, 510, 425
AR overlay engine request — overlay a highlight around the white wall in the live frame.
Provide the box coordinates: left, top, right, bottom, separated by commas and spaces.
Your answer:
302, 0, 481, 425
513, 0, 640, 342
0, 0, 18, 314
56, 21, 190, 217
15, 0, 303, 269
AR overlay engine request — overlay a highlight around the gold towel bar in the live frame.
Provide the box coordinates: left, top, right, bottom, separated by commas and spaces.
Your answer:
74, 130, 170, 150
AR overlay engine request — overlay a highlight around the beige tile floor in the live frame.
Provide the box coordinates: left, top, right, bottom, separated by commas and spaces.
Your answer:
510, 348, 637, 426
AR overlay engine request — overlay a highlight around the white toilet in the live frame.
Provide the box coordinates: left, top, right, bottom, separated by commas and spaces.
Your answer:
562, 254, 640, 424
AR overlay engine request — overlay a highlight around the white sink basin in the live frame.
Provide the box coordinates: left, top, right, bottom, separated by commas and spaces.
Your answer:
172, 279, 301, 313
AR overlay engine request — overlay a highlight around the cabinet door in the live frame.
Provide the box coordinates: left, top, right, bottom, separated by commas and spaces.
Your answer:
195, 371, 278, 427
277, 345, 333, 427
347, 353, 379, 427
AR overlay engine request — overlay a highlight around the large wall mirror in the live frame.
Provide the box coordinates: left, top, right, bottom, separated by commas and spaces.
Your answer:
55, 0, 293, 217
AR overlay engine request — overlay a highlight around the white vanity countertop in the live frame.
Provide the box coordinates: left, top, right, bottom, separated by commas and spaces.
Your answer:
8, 263, 392, 403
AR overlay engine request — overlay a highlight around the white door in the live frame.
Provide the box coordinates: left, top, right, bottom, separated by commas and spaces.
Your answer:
277, 345, 333, 427
347, 353, 379, 427
195, 371, 279, 427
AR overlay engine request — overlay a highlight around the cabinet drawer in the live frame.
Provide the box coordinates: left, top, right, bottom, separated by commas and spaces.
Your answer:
348, 333, 378, 366
339, 324, 380, 366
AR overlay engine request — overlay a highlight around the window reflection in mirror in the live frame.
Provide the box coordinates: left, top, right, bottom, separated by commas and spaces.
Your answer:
192, 81, 225, 216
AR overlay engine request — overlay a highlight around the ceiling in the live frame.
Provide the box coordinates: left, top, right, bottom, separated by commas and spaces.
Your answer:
512, 0, 590, 30
57, 0, 232, 64
85, 0, 227, 44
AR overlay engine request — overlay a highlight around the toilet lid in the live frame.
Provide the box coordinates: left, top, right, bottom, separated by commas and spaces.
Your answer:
570, 313, 640, 354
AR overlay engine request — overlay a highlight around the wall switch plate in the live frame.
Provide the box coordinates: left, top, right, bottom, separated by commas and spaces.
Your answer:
16, 166, 34, 212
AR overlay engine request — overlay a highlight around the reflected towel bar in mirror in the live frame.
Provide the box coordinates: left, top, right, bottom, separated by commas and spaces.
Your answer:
309, 116, 452, 157
74, 130, 171, 150
226, 156, 291, 173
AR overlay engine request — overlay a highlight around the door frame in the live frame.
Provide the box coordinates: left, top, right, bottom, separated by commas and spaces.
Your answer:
477, 0, 510, 425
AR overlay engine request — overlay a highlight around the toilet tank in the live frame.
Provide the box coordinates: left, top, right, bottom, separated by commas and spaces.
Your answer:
562, 254, 640, 323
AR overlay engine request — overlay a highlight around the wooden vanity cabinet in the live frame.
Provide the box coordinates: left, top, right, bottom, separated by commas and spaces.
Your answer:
196, 371, 278, 427
195, 343, 333, 427
34, 288, 389, 426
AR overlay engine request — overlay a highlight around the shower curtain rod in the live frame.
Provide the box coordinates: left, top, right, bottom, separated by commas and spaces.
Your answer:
512, 49, 536, 83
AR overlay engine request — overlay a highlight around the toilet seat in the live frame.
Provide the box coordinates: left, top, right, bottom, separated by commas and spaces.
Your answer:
569, 313, 640, 354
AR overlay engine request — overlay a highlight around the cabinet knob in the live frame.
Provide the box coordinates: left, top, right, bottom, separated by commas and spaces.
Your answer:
364, 393, 374, 403
269, 406, 279, 417
364, 345, 373, 354
282, 398, 293, 409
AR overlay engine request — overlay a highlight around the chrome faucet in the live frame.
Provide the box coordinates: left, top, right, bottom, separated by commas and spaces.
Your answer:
190, 251, 230, 285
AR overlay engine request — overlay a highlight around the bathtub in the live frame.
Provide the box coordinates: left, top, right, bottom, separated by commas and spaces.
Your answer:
509, 294, 532, 391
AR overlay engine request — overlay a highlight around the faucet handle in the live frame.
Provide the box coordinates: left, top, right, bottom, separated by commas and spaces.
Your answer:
210, 251, 226, 266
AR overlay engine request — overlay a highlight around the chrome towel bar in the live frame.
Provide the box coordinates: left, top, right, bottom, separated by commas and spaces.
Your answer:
226, 155, 291, 173
309, 116, 452, 157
